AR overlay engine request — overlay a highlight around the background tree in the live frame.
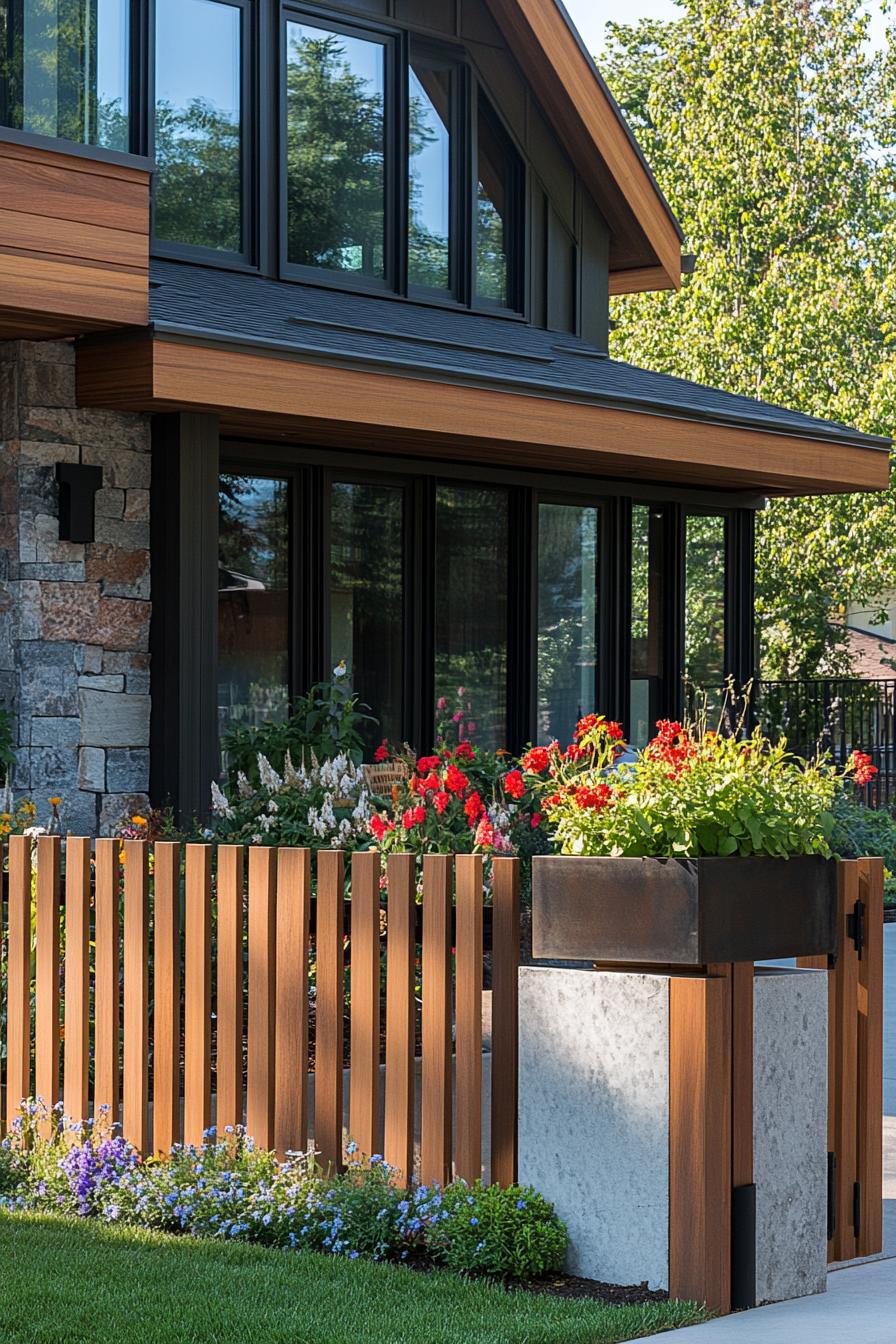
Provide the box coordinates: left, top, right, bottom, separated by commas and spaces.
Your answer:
600, 0, 896, 678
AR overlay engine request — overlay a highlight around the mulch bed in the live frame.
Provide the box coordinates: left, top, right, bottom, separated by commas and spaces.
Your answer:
402, 1251, 665, 1304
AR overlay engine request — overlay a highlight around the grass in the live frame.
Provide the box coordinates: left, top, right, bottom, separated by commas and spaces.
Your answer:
0, 1213, 708, 1344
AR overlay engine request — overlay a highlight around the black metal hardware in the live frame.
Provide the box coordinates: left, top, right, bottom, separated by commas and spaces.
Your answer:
827, 1152, 836, 1242
854, 1181, 862, 1240
847, 899, 866, 958
731, 1183, 757, 1310
55, 463, 103, 543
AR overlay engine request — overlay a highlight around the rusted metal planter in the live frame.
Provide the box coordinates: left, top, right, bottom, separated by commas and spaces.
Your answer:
532, 854, 838, 966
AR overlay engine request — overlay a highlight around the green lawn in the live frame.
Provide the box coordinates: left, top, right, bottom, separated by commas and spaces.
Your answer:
0, 1214, 707, 1344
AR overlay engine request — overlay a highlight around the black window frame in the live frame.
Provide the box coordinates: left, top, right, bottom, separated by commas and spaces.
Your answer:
150, 0, 257, 270
279, 4, 403, 294
472, 86, 525, 315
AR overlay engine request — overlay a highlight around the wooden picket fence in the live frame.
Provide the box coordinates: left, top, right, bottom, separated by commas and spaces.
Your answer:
1, 836, 520, 1187
799, 856, 885, 1262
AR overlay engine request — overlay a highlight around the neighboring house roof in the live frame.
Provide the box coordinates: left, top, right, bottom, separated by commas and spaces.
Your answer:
148, 261, 889, 459
486, 0, 684, 292
847, 627, 896, 679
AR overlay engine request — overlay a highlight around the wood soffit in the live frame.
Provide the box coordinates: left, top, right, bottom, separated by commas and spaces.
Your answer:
75, 333, 891, 499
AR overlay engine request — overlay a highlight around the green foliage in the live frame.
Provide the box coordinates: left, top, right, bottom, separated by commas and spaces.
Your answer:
830, 795, 896, 864
426, 1181, 568, 1281
600, 0, 896, 678
220, 666, 376, 788
527, 715, 845, 859
0, 702, 16, 778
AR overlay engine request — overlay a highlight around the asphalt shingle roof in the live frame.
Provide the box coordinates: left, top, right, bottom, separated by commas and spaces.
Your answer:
149, 260, 888, 453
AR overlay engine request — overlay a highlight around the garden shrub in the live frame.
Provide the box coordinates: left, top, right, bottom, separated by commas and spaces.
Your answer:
425, 1180, 568, 1280
831, 795, 896, 903
0, 1116, 569, 1284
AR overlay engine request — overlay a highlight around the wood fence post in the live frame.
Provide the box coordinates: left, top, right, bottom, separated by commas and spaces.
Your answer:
384, 854, 415, 1184
184, 844, 212, 1148
35, 835, 61, 1138
349, 849, 383, 1164
63, 837, 91, 1131
6, 836, 30, 1132
421, 854, 452, 1188
216, 845, 245, 1138
123, 840, 150, 1154
153, 842, 182, 1155
247, 846, 277, 1149
455, 854, 484, 1185
275, 847, 311, 1159
490, 857, 520, 1188
93, 838, 121, 1126
315, 850, 345, 1174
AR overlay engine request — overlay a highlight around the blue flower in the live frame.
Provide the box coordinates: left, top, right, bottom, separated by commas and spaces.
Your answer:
516, 1198, 526, 1210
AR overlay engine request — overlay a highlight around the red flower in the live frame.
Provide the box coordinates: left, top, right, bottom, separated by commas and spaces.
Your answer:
401, 805, 427, 830
369, 814, 394, 841
850, 751, 878, 787
606, 722, 624, 741
573, 784, 613, 811
565, 743, 586, 762
504, 769, 525, 799
455, 742, 475, 762
474, 817, 497, 849
416, 755, 440, 774
434, 790, 450, 815
374, 741, 390, 763
521, 746, 550, 775
415, 770, 440, 795
464, 791, 485, 825
531, 813, 542, 829
575, 713, 600, 740
445, 764, 469, 796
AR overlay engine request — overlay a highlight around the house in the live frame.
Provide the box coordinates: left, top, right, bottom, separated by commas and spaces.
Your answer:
0, 0, 889, 833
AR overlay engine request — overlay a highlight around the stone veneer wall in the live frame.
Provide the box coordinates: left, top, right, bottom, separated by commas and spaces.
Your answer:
0, 340, 151, 835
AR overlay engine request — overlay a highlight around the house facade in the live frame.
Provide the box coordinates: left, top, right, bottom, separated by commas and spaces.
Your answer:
0, 0, 889, 833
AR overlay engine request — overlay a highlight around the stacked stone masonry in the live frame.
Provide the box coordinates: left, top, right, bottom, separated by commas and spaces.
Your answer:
0, 340, 151, 835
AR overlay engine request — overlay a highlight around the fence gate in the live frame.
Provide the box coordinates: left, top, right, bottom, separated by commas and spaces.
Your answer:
799, 857, 884, 1261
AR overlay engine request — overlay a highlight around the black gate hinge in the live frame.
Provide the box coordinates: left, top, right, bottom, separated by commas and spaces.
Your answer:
847, 899, 866, 958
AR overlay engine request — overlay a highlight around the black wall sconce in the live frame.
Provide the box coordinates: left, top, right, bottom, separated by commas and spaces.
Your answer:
56, 463, 103, 543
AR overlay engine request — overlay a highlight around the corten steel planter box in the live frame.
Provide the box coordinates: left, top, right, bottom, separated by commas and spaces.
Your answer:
532, 855, 838, 966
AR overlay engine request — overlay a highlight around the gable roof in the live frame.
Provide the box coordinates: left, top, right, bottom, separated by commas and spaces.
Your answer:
486, 0, 684, 293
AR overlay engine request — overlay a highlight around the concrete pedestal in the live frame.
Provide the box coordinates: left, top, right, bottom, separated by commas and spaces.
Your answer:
518, 965, 827, 1302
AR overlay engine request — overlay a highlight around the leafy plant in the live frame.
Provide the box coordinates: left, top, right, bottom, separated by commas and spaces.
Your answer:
524, 713, 873, 859
220, 665, 376, 788
426, 1180, 568, 1280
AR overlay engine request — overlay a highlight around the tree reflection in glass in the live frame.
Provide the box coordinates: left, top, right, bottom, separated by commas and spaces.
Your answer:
286, 22, 386, 277
1, 0, 129, 149
537, 504, 598, 746
154, 0, 242, 252
435, 485, 508, 751
329, 481, 404, 752
218, 474, 290, 737
408, 59, 451, 291
685, 513, 728, 698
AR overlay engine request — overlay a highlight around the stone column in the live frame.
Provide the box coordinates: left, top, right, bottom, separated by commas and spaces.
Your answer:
0, 340, 152, 834
518, 964, 828, 1303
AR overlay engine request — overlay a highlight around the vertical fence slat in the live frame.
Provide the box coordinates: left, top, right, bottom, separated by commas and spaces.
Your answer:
216, 845, 245, 1138
421, 854, 452, 1187
123, 840, 150, 1154
856, 856, 884, 1258
455, 854, 483, 1185
316, 850, 345, 1174
153, 842, 182, 1154
275, 847, 311, 1159
490, 856, 520, 1188
833, 861, 859, 1263
247, 846, 277, 1149
669, 974, 733, 1315
349, 850, 382, 1163
384, 853, 415, 1184
6, 836, 31, 1130
35, 835, 61, 1136
93, 838, 121, 1125
63, 837, 91, 1129
184, 844, 212, 1148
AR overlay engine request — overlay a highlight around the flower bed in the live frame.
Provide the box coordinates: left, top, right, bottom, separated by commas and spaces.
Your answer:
0, 1108, 566, 1284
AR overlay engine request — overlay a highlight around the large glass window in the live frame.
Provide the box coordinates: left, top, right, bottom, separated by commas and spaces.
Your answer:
218, 474, 290, 737
154, 0, 243, 253
685, 513, 728, 694
537, 503, 598, 746
329, 481, 404, 750
476, 94, 522, 309
434, 485, 508, 751
285, 18, 387, 278
0, 0, 129, 149
630, 503, 665, 749
408, 52, 452, 292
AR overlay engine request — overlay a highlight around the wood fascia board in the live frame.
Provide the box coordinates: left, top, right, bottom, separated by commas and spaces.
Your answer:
75, 336, 890, 496
609, 266, 677, 296
485, 0, 682, 290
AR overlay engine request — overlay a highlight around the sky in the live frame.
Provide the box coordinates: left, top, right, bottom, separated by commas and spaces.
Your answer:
563, 0, 890, 55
